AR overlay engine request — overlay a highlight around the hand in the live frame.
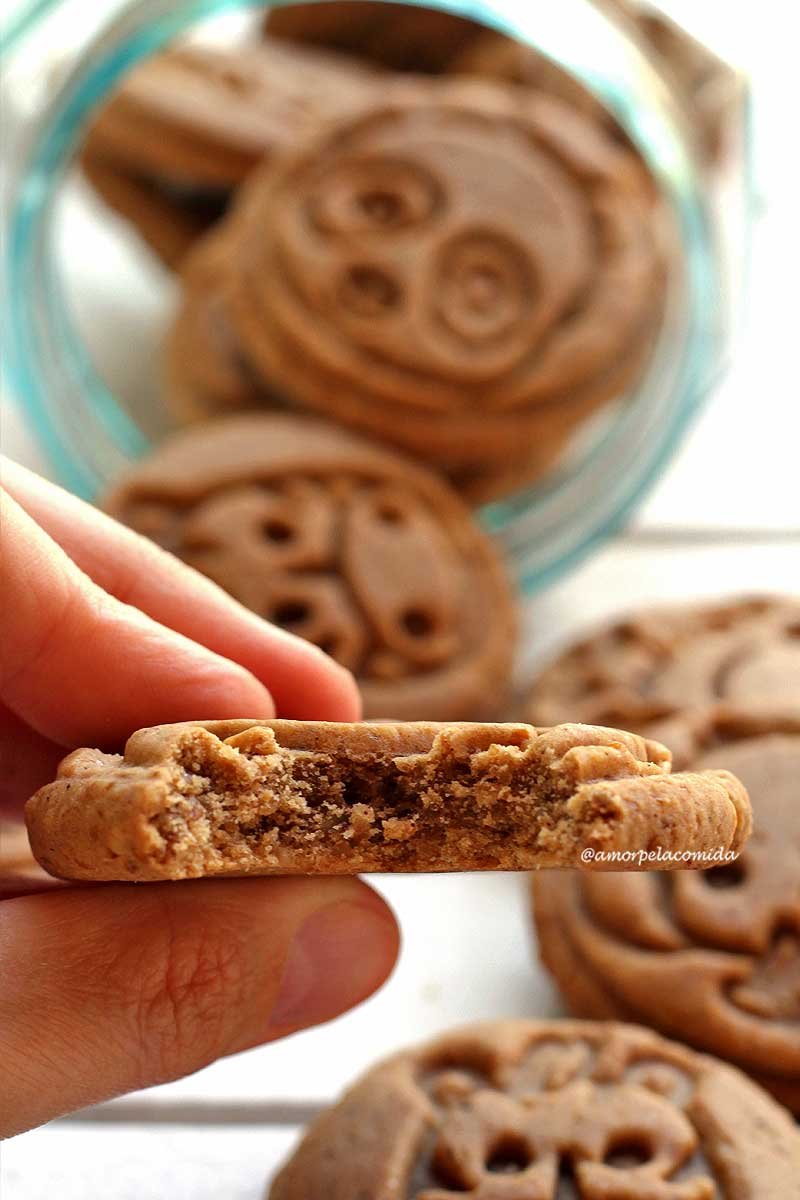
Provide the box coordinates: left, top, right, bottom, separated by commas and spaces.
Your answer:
0, 459, 399, 1137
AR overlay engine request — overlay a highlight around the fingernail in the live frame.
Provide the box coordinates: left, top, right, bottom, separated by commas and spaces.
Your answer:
268, 899, 397, 1033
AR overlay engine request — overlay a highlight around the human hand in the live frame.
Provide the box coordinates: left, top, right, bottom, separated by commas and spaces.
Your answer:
0, 459, 399, 1137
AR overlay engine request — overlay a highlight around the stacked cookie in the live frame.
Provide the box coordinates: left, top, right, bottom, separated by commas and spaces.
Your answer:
83, 17, 670, 504
103, 413, 518, 721
166, 80, 663, 500
527, 596, 800, 1110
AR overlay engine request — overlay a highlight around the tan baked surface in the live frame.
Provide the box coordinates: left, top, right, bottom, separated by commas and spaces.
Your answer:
219, 78, 663, 479
532, 715, 800, 1111
26, 720, 749, 882
268, 1018, 800, 1198
104, 413, 517, 722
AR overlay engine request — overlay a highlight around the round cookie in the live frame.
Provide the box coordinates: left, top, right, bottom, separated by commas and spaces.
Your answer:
268, 1018, 800, 1197
103, 414, 517, 720
222, 79, 664, 483
532, 712, 800, 1111
525, 595, 800, 745
450, 31, 619, 131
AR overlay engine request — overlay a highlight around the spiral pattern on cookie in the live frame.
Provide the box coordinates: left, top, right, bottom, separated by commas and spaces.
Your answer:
224, 81, 665, 469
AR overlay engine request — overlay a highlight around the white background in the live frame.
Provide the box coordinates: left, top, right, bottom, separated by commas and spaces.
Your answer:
2, 0, 798, 1195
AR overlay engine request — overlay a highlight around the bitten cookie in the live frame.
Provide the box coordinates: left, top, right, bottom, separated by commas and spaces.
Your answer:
268, 1019, 800, 1198
25, 720, 750, 882
210, 79, 664, 491
80, 39, 377, 266
532, 712, 800, 1112
525, 595, 800, 742
104, 413, 516, 721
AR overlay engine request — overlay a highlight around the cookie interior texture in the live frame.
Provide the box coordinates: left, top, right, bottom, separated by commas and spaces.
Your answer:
25, 720, 749, 882
267, 1019, 800, 1198
531, 715, 800, 1113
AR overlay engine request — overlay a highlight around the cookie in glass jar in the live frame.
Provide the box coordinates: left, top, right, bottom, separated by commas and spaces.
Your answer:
222, 78, 665, 491
81, 38, 378, 267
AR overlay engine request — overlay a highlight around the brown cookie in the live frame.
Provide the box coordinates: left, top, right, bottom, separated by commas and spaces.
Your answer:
268, 1018, 800, 1197
103, 414, 517, 720
25, 720, 749, 882
81, 39, 377, 266
532, 712, 800, 1111
219, 79, 664, 484
525, 596, 800, 742
263, 2, 482, 73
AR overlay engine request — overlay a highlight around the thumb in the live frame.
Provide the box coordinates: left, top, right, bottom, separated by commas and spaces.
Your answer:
0, 876, 398, 1136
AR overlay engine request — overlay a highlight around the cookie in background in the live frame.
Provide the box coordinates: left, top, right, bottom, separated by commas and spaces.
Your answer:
267, 1019, 800, 1197
166, 77, 665, 500
103, 413, 517, 721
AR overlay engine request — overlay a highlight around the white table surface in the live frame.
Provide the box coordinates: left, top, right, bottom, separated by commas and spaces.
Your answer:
2, 1, 798, 1195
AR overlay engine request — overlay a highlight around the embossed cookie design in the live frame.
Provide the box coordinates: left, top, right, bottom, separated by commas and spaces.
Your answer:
533, 713, 800, 1111
81, 39, 378, 266
218, 82, 663, 489
104, 414, 516, 720
268, 1020, 800, 1197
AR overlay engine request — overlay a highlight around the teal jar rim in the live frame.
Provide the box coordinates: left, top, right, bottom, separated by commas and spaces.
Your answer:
3, 0, 727, 593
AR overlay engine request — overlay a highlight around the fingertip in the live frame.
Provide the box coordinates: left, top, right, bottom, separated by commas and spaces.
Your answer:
202, 661, 277, 722
301, 652, 363, 722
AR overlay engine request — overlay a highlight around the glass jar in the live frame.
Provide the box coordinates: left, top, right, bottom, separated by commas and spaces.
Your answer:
2, 0, 749, 591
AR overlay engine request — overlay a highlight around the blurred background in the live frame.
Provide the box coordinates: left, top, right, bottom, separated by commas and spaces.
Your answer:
1, 0, 796, 1195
